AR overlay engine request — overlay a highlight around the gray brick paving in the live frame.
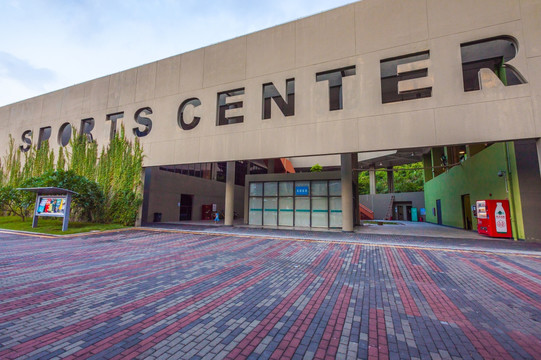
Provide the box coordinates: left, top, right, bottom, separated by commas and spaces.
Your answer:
0, 228, 540, 359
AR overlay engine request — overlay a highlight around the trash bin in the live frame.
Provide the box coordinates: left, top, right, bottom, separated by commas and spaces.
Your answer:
153, 212, 162, 222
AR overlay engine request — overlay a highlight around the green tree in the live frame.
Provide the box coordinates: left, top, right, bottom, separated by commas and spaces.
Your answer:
68, 130, 98, 180
358, 162, 424, 195
0, 186, 35, 221
64, 126, 143, 225
2, 136, 23, 186
24, 140, 55, 178
393, 162, 424, 193
358, 170, 388, 195
96, 126, 143, 225
1, 126, 143, 226
57, 147, 66, 171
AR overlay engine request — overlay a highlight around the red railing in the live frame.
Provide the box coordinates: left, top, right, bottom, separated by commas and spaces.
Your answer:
359, 203, 374, 220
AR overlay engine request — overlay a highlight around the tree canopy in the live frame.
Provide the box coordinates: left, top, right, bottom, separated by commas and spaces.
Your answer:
358, 162, 424, 195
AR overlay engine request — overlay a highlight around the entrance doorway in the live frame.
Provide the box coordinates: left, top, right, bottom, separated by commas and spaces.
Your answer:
393, 202, 413, 221
436, 199, 442, 225
461, 194, 472, 230
395, 205, 403, 220
179, 194, 193, 221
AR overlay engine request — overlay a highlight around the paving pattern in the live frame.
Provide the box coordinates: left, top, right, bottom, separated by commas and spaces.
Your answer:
0, 229, 540, 360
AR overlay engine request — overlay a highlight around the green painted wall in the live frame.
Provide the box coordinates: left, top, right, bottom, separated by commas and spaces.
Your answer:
506, 143, 524, 239
424, 143, 525, 239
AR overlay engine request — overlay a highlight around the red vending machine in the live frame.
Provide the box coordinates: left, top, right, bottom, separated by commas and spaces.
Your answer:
201, 205, 213, 220
476, 199, 512, 238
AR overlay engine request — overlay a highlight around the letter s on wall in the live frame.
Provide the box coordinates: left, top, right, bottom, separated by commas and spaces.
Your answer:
20, 130, 32, 152
133, 107, 153, 137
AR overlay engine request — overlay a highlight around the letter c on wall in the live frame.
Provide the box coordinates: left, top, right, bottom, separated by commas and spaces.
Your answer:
178, 98, 201, 130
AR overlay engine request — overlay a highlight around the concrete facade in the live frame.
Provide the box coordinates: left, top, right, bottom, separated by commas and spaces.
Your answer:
507, 140, 541, 241
1, 0, 540, 168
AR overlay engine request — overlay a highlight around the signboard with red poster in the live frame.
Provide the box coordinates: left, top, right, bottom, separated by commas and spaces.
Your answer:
17, 187, 77, 232
36, 196, 67, 217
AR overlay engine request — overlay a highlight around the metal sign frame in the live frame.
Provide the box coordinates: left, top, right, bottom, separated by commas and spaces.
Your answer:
33, 194, 73, 231
17, 187, 77, 232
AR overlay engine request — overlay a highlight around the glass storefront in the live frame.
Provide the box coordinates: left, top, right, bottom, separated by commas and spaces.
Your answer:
279, 196, 294, 226
249, 197, 262, 225
248, 179, 341, 228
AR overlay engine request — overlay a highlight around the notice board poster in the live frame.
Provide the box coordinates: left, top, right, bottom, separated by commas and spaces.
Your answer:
36, 196, 66, 216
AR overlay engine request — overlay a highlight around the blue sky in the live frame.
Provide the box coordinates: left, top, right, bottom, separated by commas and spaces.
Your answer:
0, 0, 355, 107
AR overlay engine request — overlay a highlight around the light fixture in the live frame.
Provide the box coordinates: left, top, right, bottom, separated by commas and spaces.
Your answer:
440, 155, 447, 166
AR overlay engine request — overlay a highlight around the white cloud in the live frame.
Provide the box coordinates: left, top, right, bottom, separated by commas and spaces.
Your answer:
0, 52, 56, 89
0, 0, 356, 107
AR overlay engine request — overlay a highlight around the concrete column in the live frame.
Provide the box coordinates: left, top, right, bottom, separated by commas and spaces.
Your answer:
537, 138, 541, 177
387, 166, 394, 193
351, 153, 360, 226
341, 154, 353, 232
267, 159, 275, 174
243, 180, 250, 225
225, 161, 235, 226
369, 164, 376, 195
135, 168, 149, 227
211, 162, 218, 181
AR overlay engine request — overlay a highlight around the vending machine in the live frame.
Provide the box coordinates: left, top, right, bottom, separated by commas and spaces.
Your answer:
475, 199, 512, 238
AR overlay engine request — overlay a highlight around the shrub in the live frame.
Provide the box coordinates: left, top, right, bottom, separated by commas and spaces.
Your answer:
0, 186, 35, 221
21, 170, 105, 222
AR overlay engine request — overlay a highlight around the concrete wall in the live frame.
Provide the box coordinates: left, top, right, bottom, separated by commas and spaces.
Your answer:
1, 0, 540, 167
514, 140, 541, 241
359, 192, 425, 220
146, 167, 244, 223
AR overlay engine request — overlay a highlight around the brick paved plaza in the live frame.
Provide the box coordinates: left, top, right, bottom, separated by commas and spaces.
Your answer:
0, 228, 540, 360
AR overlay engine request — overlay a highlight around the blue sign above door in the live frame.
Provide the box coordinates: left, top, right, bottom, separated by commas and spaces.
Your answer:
295, 186, 309, 196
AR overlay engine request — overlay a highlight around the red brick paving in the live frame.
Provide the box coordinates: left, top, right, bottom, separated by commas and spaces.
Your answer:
0, 229, 540, 359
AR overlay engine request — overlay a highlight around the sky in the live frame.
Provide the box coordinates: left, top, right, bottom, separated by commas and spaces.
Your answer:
0, 0, 356, 107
